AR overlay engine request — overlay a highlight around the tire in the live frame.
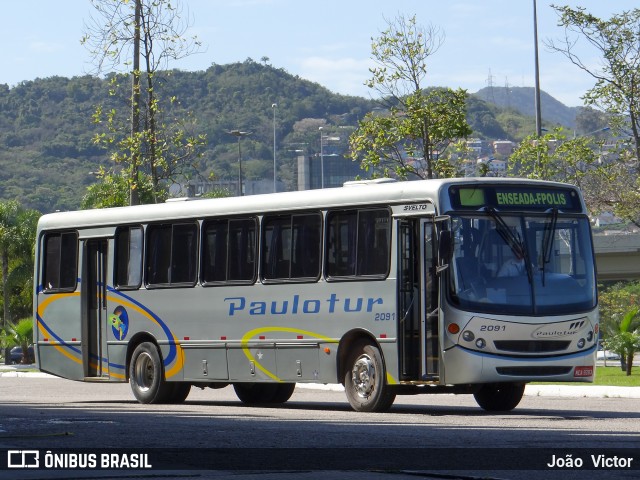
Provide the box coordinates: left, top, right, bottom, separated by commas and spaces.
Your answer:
166, 383, 191, 404
270, 383, 296, 403
233, 383, 279, 404
473, 383, 525, 412
129, 342, 174, 404
344, 342, 396, 412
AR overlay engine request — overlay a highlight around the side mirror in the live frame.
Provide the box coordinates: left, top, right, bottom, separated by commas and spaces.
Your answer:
437, 230, 453, 274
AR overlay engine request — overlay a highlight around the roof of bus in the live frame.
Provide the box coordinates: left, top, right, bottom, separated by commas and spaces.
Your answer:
37, 177, 580, 231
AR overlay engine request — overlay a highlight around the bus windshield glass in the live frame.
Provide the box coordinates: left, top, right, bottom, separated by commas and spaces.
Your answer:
448, 212, 596, 315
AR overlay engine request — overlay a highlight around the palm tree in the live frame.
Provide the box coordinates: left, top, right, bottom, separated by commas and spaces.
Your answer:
1, 317, 33, 364
0, 201, 40, 327
604, 307, 640, 376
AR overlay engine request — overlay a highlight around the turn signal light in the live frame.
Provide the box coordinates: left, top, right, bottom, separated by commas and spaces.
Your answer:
447, 323, 460, 335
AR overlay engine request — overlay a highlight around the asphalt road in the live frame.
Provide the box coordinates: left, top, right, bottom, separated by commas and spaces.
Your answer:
0, 376, 639, 480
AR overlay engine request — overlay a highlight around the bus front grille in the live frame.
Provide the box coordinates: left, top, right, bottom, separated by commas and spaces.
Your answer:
496, 366, 573, 377
494, 340, 571, 353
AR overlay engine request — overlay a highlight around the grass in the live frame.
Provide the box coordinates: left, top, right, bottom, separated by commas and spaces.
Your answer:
593, 365, 640, 387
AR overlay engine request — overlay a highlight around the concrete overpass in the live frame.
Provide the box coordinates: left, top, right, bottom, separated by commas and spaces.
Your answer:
593, 234, 640, 282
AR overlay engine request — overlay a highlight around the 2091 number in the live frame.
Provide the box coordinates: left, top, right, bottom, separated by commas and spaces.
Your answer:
375, 313, 395, 321
480, 325, 506, 332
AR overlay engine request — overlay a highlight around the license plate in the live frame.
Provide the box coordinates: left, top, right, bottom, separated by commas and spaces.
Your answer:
574, 366, 593, 377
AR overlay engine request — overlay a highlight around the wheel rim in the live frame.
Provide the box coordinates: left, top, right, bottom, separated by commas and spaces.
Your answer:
351, 354, 376, 399
133, 352, 154, 392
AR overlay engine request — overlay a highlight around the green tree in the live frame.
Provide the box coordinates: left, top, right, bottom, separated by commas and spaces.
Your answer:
605, 307, 640, 376
81, 168, 159, 209
349, 15, 471, 180
0, 201, 40, 327
548, 6, 640, 169
598, 281, 640, 375
507, 128, 609, 212
1, 318, 34, 364
83, 0, 205, 205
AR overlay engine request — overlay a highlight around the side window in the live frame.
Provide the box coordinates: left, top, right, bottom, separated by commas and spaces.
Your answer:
114, 226, 143, 289
201, 218, 256, 284
326, 208, 390, 279
358, 209, 390, 276
262, 213, 321, 281
146, 223, 198, 287
43, 231, 78, 292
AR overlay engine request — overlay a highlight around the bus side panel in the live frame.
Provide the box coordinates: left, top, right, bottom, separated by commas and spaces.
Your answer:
183, 345, 229, 381
379, 340, 401, 386
227, 344, 276, 382
105, 343, 128, 381
35, 293, 85, 380
275, 345, 320, 382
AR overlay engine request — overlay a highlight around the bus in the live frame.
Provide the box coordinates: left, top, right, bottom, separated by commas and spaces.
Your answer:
34, 178, 598, 412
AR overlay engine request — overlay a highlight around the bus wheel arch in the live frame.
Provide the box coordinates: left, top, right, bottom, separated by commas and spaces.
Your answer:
338, 330, 396, 412
127, 334, 188, 404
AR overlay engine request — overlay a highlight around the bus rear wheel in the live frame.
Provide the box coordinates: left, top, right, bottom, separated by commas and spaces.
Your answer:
473, 383, 525, 411
129, 342, 174, 404
344, 342, 395, 412
166, 382, 191, 404
233, 383, 296, 404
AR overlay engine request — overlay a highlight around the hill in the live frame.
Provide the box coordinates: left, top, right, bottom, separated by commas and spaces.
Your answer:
473, 86, 580, 129
0, 61, 553, 213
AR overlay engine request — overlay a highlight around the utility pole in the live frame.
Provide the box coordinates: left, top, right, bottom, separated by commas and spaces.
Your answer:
130, 0, 142, 206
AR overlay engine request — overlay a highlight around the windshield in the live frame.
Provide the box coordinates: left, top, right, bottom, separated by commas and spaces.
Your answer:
448, 212, 596, 315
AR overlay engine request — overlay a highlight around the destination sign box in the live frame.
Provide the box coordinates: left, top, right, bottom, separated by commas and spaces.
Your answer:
449, 185, 581, 212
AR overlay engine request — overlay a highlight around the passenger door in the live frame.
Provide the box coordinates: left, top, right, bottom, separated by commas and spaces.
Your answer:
82, 239, 109, 378
397, 218, 440, 380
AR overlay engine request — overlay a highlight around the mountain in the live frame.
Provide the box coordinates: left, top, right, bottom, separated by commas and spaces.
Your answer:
473, 86, 580, 129
0, 61, 568, 213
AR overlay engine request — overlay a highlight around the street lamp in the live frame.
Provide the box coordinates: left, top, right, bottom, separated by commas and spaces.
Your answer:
227, 129, 251, 196
533, 0, 542, 139
272, 103, 277, 193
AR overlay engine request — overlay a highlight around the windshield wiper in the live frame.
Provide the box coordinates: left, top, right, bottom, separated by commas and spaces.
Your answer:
484, 207, 532, 283
541, 208, 558, 286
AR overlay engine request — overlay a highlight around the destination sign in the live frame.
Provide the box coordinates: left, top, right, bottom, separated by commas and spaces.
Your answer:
449, 185, 581, 212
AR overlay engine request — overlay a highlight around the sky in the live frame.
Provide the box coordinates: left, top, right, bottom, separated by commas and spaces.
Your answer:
1, 1, 638, 107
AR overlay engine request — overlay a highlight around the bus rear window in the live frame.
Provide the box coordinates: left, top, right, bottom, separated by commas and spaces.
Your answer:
42, 231, 78, 292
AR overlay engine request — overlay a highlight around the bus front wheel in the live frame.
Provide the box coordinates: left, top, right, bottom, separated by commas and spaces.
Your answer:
473, 383, 525, 411
344, 342, 396, 412
129, 342, 174, 404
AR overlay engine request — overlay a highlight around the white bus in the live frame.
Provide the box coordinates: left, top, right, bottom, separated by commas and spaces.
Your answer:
34, 178, 598, 412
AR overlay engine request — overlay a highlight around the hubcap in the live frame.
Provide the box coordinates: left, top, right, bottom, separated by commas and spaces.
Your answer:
351, 354, 376, 399
133, 352, 154, 392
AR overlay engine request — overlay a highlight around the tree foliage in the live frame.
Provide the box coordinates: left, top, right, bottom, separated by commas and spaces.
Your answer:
83, 0, 205, 204
598, 282, 640, 375
548, 5, 640, 171
507, 128, 616, 214
350, 15, 471, 180
0, 201, 40, 326
0, 318, 34, 364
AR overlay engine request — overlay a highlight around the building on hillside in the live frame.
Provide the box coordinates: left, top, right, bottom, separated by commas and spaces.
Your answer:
493, 140, 515, 156
297, 154, 366, 190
